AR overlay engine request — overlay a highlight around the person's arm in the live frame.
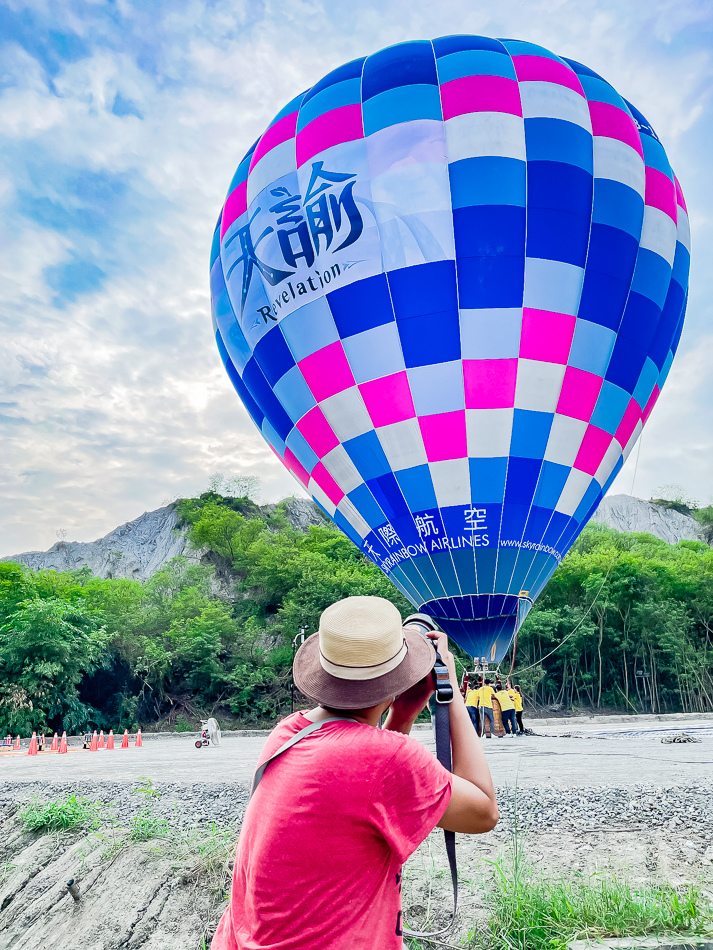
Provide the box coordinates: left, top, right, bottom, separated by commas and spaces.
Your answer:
385, 632, 497, 834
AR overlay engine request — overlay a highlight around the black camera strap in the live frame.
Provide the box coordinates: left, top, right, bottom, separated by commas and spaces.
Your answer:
402, 648, 457, 939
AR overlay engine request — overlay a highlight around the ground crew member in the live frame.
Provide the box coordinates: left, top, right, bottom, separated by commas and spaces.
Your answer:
477, 678, 495, 737
494, 683, 517, 736
211, 596, 498, 950
510, 684, 525, 734
465, 680, 480, 732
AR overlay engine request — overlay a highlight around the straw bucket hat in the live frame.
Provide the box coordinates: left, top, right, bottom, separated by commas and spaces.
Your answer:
293, 596, 436, 709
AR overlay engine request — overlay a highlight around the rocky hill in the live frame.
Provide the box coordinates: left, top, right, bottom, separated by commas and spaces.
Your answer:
591, 494, 706, 545
4, 493, 706, 581
2, 498, 325, 581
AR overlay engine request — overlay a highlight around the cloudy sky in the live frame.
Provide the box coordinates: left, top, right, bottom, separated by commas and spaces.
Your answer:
1, 0, 711, 556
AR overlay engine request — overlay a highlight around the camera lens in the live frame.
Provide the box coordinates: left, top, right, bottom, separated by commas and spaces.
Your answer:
403, 613, 440, 636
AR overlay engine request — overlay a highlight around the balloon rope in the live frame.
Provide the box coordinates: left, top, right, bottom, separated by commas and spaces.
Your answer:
495, 632, 519, 684
507, 559, 616, 677
508, 632, 518, 680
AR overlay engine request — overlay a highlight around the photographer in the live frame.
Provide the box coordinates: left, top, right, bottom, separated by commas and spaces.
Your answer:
212, 596, 498, 950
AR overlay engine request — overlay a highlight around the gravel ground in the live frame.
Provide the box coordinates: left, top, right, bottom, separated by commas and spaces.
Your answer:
2, 779, 712, 834
2, 715, 712, 949
0, 780, 250, 827
1, 784, 712, 947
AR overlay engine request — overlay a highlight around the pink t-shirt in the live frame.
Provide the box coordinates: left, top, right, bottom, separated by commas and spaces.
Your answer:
211, 712, 452, 950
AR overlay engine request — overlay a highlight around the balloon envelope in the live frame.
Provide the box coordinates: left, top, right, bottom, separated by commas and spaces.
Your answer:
211, 36, 689, 662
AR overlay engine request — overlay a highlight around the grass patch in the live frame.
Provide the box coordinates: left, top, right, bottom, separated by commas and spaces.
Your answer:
485, 865, 712, 950
132, 777, 161, 799
128, 809, 170, 841
18, 796, 103, 834
168, 823, 238, 948
168, 822, 237, 891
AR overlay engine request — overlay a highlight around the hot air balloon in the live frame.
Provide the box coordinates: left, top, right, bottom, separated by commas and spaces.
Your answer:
210, 36, 689, 666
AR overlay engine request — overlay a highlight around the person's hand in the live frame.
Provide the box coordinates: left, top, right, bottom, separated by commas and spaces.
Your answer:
385, 628, 461, 734
389, 672, 435, 724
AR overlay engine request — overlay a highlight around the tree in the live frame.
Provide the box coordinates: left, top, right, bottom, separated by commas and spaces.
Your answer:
168, 603, 237, 696
0, 599, 108, 733
652, 483, 699, 513
1, 492, 710, 730
187, 503, 248, 561
0, 562, 35, 624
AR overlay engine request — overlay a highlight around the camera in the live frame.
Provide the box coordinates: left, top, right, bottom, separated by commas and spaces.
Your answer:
403, 613, 440, 641
403, 614, 453, 703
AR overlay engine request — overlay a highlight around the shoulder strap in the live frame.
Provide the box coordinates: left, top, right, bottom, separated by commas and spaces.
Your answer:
250, 717, 355, 799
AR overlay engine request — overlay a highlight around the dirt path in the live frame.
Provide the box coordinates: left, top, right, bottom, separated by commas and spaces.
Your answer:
2, 713, 712, 789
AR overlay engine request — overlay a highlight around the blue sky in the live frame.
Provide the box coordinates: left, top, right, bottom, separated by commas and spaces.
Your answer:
1, 0, 712, 555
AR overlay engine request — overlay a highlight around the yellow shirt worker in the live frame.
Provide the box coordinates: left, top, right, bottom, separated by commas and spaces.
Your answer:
494, 686, 517, 736
476, 683, 495, 736
465, 686, 480, 730
477, 684, 494, 708
494, 687, 514, 711
509, 687, 524, 735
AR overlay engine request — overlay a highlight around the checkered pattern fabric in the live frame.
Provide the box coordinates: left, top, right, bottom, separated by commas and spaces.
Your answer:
210, 36, 689, 662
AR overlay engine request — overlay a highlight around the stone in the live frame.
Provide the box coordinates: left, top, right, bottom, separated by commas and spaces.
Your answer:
263, 497, 326, 532
2, 504, 189, 581
661, 732, 701, 744
592, 494, 707, 545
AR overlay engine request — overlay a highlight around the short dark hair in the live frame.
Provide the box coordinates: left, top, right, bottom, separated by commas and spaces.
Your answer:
485, 678, 493, 685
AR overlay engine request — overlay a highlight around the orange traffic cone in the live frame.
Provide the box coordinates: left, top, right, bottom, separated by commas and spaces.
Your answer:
58, 731, 68, 754
106, 729, 114, 750
51, 732, 59, 751
28, 733, 38, 756
98, 730, 105, 749
40, 734, 46, 751
121, 730, 129, 749
134, 729, 143, 748
89, 730, 98, 751
13, 735, 20, 750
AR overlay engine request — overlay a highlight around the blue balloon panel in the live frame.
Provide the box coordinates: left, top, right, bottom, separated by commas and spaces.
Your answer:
211, 37, 690, 661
